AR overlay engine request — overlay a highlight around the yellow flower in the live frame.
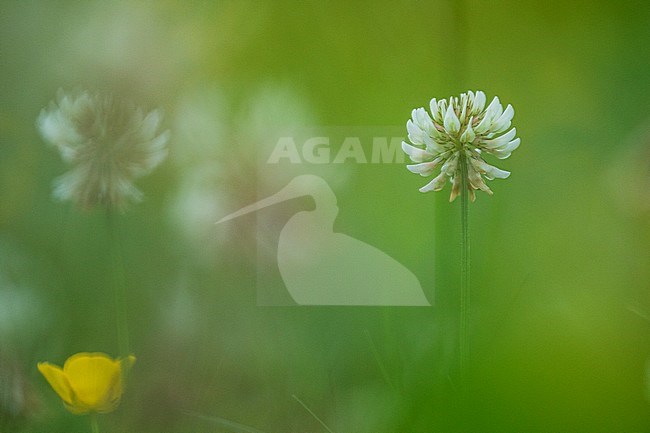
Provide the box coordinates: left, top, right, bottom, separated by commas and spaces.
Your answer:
37, 352, 135, 414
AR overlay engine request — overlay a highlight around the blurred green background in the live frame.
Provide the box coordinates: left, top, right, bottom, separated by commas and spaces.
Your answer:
2, 1, 650, 432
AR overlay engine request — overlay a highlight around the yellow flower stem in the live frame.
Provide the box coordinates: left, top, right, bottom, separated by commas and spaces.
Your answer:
106, 210, 130, 362
90, 414, 100, 433
459, 153, 471, 387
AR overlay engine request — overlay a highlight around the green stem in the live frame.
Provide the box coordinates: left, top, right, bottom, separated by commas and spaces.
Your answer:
90, 414, 100, 433
459, 154, 470, 385
107, 210, 130, 359
292, 395, 336, 433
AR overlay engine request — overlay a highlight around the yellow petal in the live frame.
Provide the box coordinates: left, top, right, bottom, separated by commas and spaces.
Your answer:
63, 353, 123, 413
37, 362, 75, 406
104, 355, 137, 411
122, 355, 136, 370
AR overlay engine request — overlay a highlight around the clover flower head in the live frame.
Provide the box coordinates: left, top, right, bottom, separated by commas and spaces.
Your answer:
37, 89, 170, 211
402, 91, 520, 201
37, 352, 136, 414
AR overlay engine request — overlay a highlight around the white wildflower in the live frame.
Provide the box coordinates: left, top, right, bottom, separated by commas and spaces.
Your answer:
402, 91, 520, 201
37, 89, 169, 210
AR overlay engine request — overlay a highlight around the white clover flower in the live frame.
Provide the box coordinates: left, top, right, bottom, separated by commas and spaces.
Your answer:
38, 89, 170, 210
402, 91, 520, 202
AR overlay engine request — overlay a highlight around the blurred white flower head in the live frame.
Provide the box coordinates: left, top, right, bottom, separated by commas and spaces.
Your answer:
609, 119, 650, 215
169, 83, 346, 264
38, 89, 169, 210
402, 91, 520, 201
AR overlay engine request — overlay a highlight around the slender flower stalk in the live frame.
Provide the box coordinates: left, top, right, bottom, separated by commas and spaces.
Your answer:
459, 156, 470, 383
91, 414, 100, 433
107, 211, 129, 359
37, 89, 169, 361
402, 91, 520, 385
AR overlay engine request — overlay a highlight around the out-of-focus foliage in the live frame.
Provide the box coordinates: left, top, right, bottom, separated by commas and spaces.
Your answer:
1, 1, 650, 432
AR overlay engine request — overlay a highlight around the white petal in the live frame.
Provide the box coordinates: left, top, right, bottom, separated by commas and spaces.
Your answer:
435, 99, 447, 123
503, 137, 521, 153
489, 165, 511, 179
402, 141, 434, 162
421, 134, 445, 153
429, 124, 447, 142
419, 171, 447, 193
440, 155, 458, 176
474, 112, 493, 135
413, 108, 433, 129
468, 165, 492, 193
407, 160, 440, 177
493, 151, 511, 159
37, 110, 63, 144
487, 96, 503, 119
487, 147, 514, 159
449, 175, 462, 202
460, 117, 475, 143
37, 113, 83, 160
140, 110, 163, 139
475, 96, 501, 134
470, 91, 485, 115
413, 107, 444, 142
443, 105, 460, 135
491, 104, 514, 134
471, 158, 510, 179
481, 128, 517, 149
134, 131, 170, 173
406, 119, 425, 144
483, 138, 520, 159
459, 100, 468, 124
474, 117, 490, 135
429, 98, 438, 118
